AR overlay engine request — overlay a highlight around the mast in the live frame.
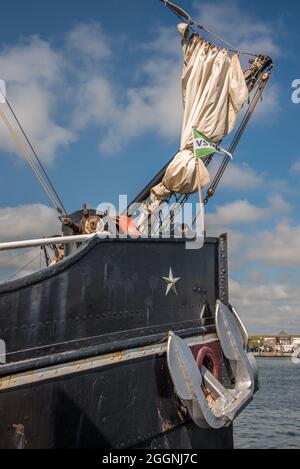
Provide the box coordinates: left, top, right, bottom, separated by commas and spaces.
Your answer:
127, 0, 273, 214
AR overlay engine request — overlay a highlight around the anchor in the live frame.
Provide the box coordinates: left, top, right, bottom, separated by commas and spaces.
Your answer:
167, 301, 258, 429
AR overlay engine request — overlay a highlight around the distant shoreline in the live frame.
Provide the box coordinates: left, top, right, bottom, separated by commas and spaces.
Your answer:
253, 352, 294, 358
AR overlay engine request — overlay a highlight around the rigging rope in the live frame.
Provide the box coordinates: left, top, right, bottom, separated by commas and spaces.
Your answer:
203, 70, 272, 206
4, 251, 41, 283
0, 249, 30, 267
0, 89, 67, 217
0, 106, 64, 214
152, 68, 272, 234
132, 1, 274, 236
4, 96, 68, 216
160, 0, 259, 58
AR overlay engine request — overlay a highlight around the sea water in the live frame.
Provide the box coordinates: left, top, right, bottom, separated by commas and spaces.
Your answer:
234, 357, 300, 449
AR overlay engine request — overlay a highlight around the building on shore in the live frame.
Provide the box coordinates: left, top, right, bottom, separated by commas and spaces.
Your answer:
277, 332, 293, 347
293, 337, 300, 348
249, 332, 300, 353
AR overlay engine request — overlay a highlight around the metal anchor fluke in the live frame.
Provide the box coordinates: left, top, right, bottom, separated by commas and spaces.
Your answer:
167, 301, 258, 429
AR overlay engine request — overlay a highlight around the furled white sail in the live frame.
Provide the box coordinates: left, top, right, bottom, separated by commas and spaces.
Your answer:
150, 24, 249, 203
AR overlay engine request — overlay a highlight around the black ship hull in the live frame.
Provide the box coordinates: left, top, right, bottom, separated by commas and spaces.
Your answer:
0, 235, 233, 449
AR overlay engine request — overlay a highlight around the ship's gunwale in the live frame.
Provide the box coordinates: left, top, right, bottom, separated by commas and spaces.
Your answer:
0, 235, 221, 295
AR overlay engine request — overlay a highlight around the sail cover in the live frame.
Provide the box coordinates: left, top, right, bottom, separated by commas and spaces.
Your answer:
151, 24, 249, 203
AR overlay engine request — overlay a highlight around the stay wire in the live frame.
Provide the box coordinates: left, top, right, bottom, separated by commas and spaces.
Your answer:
205, 74, 270, 202
5, 251, 41, 283
161, 0, 259, 58
0, 106, 62, 214
0, 88, 67, 216
0, 249, 29, 267
4, 96, 68, 216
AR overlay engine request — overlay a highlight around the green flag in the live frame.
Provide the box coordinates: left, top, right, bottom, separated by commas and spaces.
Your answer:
192, 129, 232, 160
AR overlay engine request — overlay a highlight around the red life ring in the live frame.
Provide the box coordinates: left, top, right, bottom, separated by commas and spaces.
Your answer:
195, 346, 221, 381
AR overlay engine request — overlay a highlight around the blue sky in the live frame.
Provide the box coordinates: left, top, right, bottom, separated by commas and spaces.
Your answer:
0, 0, 300, 333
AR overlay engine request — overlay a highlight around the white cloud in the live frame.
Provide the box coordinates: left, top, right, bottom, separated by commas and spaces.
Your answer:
6, 83, 74, 162
0, 22, 181, 160
209, 161, 265, 190
206, 194, 290, 235
0, 204, 59, 242
207, 200, 267, 229
97, 59, 182, 154
250, 83, 281, 121
0, 248, 46, 282
206, 196, 293, 279
0, 36, 75, 164
230, 279, 300, 333
290, 158, 300, 173
66, 22, 111, 61
246, 222, 300, 268
0, 204, 60, 281
71, 26, 183, 155
139, 26, 181, 58
268, 193, 291, 215
72, 70, 179, 155
72, 76, 118, 130
0, 12, 280, 164
0, 37, 63, 84
90, 0, 283, 154
191, 1, 281, 122
193, 0, 280, 58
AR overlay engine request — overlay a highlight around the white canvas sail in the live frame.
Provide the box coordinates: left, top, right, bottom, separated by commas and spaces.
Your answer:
150, 24, 249, 203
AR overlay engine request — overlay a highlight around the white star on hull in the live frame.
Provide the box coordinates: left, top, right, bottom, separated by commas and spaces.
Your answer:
162, 268, 181, 296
